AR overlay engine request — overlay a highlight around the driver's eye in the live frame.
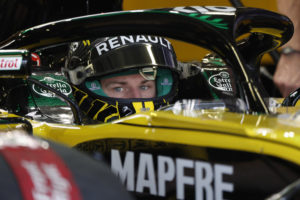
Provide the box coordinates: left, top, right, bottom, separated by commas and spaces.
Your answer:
113, 87, 124, 92
140, 85, 150, 90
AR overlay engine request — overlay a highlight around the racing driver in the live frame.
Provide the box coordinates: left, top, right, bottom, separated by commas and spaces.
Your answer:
64, 35, 180, 123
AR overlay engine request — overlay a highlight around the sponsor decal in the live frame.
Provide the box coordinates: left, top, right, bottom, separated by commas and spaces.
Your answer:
0, 56, 22, 70
161, 78, 172, 86
32, 77, 72, 97
89, 80, 101, 91
172, 6, 236, 14
96, 35, 172, 56
208, 72, 233, 92
111, 149, 234, 200
170, 6, 235, 29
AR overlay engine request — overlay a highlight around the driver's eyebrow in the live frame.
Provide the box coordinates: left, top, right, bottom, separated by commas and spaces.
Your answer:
102, 81, 127, 88
103, 79, 152, 87
141, 80, 152, 84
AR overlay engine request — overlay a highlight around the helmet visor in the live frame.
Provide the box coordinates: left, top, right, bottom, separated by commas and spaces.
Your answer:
90, 43, 177, 77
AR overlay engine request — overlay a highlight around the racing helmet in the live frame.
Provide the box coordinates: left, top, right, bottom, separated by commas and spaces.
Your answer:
64, 35, 179, 122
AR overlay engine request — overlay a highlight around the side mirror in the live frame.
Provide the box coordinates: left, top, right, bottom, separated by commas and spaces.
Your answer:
0, 49, 31, 78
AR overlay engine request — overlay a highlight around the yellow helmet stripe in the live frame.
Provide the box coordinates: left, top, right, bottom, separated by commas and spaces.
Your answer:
132, 101, 155, 113
104, 112, 120, 123
82, 40, 91, 46
144, 101, 155, 111
78, 94, 88, 106
132, 102, 143, 113
93, 104, 108, 120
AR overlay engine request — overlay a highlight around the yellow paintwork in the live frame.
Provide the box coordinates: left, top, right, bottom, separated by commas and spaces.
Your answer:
2, 107, 299, 165
250, 28, 283, 39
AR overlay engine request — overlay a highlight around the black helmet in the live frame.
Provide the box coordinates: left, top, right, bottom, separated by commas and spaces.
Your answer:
64, 35, 179, 122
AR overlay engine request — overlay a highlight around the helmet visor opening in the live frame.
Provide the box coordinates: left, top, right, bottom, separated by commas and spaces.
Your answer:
85, 68, 174, 98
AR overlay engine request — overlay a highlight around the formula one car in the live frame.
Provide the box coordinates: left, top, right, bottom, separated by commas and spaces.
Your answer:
1, 5, 300, 200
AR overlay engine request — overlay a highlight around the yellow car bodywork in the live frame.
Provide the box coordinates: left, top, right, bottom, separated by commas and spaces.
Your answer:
2, 106, 299, 166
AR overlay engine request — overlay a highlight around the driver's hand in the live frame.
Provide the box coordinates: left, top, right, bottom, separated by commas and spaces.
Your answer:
274, 52, 300, 97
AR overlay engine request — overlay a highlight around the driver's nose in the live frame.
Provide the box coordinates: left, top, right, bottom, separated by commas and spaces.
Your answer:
127, 87, 142, 98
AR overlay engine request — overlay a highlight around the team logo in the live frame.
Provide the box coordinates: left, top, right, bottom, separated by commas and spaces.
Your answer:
161, 78, 172, 86
32, 77, 72, 97
95, 35, 172, 56
208, 72, 233, 92
88, 80, 101, 91
111, 149, 234, 199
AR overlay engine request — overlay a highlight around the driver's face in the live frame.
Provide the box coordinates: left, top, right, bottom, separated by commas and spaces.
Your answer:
100, 74, 156, 98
